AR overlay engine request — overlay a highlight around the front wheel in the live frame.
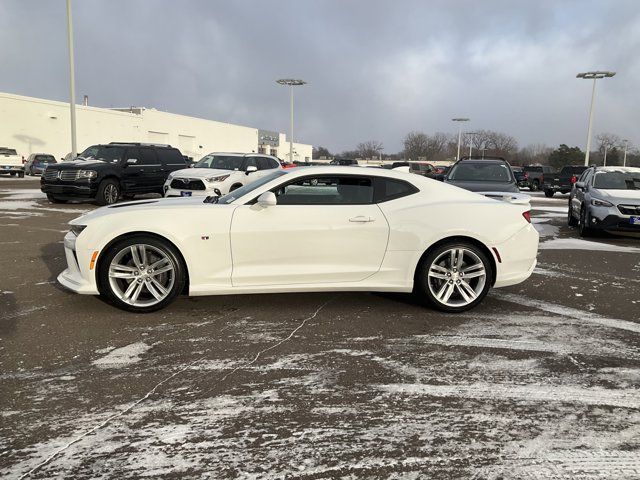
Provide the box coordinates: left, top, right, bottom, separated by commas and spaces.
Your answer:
96, 179, 120, 206
98, 235, 186, 313
415, 242, 493, 313
544, 189, 554, 198
567, 200, 578, 227
579, 207, 593, 237
530, 180, 539, 192
17, 171, 24, 178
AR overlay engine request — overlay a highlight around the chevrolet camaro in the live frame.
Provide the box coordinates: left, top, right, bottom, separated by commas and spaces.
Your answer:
58, 166, 539, 313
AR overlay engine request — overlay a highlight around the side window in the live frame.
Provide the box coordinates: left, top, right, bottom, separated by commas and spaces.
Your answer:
273, 176, 374, 205
137, 148, 159, 166
98, 146, 125, 164
256, 157, 271, 170
270, 158, 280, 169
125, 148, 140, 163
158, 148, 186, 166
373, 177, 419, 203
244, 157, 257, 169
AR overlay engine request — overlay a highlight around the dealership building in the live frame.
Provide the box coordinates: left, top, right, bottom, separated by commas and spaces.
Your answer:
0, 91, 312, 163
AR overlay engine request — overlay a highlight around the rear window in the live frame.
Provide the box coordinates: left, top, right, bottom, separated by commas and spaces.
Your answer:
448, 162, 514, 182
0, 148, 18, 155
157, 148, 186, 166
373, 177, 418, 202
36, 155, 55, 163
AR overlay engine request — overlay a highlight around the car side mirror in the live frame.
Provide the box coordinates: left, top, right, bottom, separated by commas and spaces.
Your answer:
126, 158, 138, 166
257, 191, 277, 207
246, 165, 258, 175
575, 181, 586, 190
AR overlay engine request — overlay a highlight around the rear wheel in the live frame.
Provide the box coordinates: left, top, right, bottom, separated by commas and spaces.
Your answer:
46, 194, 67, 204
415, 242, 492, 313
96, 179, 120, 206
98, 235, 186, 313
17, 171, 24, 178
530, 180, 539, 192
544, 189, 554, 198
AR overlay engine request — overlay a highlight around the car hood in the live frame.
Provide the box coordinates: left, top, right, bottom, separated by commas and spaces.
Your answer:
69, 197, 227, 226
595, 189, 640, 201
444, 180, 520, 193
49, 159, 110, 170
170, 168, 237, 179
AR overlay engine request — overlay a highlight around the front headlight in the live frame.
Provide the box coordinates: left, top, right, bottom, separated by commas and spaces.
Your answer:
70, 224, 86, 236
167, 173, 174, 181
591, 198, 613, 207
77, 170, 97, 179
205, 174, 230, 183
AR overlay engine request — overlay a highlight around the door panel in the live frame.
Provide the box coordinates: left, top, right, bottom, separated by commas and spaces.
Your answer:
230, 204, 389, 286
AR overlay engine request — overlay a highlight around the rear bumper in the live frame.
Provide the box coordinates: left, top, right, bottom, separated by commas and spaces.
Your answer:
493, 223, 539, 288
0, 165, 24, 173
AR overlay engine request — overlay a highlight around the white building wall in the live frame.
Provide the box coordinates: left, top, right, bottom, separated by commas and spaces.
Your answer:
277, 132, 312, 162
0, 92, 311, 162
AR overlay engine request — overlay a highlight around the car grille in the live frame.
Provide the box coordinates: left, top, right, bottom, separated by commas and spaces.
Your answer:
617, 204, 640, 215
43, 170, 79, 181
170, 178, 206, 190
43, 169, 59, 181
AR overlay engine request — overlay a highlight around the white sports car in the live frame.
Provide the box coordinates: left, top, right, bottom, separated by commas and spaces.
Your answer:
164, 152, 282, 198
59, 166, 538, 313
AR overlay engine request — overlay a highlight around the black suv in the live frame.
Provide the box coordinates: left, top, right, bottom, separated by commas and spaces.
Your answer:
41, 143, 186, 205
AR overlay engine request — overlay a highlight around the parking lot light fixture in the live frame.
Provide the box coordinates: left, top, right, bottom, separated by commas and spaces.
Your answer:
66, 0, 77, 158
623, 139, 628, 166
277, 79, 307, 163
577, 71, 616, 166
466, 132, 479, 158
452, 118, 470, 160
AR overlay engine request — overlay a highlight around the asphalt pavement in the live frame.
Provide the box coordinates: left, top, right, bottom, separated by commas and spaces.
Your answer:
1, 176, 639, 479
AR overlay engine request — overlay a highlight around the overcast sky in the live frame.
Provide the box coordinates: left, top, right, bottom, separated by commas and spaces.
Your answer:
1, 0, 639, 153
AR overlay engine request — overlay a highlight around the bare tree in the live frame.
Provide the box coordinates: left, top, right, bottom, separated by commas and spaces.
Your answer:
356, 140, 384, 159
403, 132, 429, 160
518, 143, 553, 165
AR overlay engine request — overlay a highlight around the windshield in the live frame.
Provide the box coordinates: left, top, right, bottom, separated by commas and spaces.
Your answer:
195, 155, 245, 170
77, 145, 124, 164
216, 170, 288, 204
448, 162, 513, 182
593, 171, 640, 190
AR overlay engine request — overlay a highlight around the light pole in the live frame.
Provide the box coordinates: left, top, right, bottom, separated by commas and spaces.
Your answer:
452, 118, 469, 160
603, 143, 608, 166
66, 0, 77, 157
466, 132, 479, 158
577, 71, 616, 166
623, 139, 629, 166
276, 79, 307, 163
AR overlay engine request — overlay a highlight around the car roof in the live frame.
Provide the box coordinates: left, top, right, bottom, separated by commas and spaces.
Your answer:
455, 159, 508, 164
202, 152, 279, 159
593, 166, 640, 173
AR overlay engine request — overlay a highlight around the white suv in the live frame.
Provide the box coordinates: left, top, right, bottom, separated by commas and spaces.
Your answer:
164, 153, 282, 198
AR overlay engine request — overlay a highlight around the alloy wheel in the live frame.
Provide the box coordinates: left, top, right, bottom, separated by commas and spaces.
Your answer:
427, 247, 487, 308
104, 184, 119, 204
108, 244, 175, 307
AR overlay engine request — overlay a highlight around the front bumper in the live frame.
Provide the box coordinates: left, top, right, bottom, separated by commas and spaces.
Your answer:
41, 182, 96, 198
588, 206, 640, 233
164, 184, 221, 198
57, 231, 99, 294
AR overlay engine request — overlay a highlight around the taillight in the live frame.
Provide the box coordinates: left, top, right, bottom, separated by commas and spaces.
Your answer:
522, 211, 531, 223
570, 175, 577, 184
524, 172, 529, 179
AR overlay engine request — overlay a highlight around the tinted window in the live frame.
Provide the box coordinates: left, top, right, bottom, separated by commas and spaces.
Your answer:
373, 177, 418, 202
157, 148, 186, 166
92, 146, 125, 164
218, 170, 288, 204
79, 145, 100, 159
137, 148, 159, 165
562, 166, 587, 175
195, 155, 244, 170
244, 157, 257, 169
274, 176, 373, 205
125, 148, 140, 163
448, 162, 513, 182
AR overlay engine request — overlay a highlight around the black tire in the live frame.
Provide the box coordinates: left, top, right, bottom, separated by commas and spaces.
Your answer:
415, 241, 493, 313
544, 189, 554, 198
17, 171, 24, 178
98, 234, 187, 313
579, 207, 592, 237
229, 183, 242, 192
530, 180, 539, 192
46, 194, 68, 204
96, 179, 120, 206
567, 200, 578, 227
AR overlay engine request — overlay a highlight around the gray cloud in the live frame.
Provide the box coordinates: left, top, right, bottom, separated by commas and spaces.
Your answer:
1, 0, 639, 153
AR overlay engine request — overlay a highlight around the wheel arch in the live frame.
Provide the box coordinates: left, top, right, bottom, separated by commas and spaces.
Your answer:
413, 235, 498, 288
95, 231, 190, 295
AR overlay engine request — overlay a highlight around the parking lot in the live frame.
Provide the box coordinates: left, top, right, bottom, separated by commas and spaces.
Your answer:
1, 176, 639, 479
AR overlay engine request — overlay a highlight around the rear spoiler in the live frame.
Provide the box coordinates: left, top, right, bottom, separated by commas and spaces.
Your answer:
479, 191, 531, 205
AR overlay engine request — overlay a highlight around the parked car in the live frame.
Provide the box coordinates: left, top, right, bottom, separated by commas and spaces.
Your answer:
543, 165, 588, 197
0, 147, 25, 177
57, 166, 538, 314
444, 157, 519, 193
164, 153, 282, 198
409, 162, 436, 177
382, 161, 410, 170
434, 165, 451, 175
523, 165, 556, 192
568, 166, 640, 236
330, 158, 359, 166
41, 142, 186, 205
24, 153, 57, 176
511, 166, 529, 189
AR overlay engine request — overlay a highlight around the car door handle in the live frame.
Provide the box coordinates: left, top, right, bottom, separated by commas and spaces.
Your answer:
349, 216, 374, 223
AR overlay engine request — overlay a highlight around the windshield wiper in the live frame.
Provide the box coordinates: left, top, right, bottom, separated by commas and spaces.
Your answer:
204, 195, 219, 204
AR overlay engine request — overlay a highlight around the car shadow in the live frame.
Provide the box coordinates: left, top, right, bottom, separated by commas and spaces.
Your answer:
0, 291, 18, 335
40, 241, 68, 293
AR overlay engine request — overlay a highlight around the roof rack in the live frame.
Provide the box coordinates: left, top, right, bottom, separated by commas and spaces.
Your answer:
108, 142, 173, 147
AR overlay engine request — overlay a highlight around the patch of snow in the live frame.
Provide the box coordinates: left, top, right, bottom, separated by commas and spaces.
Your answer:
539, 237, 640, 253
92, 342, 151, 368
